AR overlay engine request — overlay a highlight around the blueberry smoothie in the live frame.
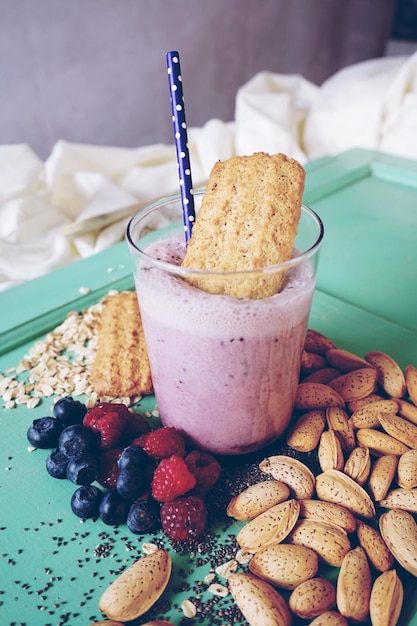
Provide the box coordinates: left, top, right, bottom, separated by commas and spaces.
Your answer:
134, 230, 316, 455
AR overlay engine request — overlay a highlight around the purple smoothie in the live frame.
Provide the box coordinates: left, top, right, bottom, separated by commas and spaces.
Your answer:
134, 231, 315, 455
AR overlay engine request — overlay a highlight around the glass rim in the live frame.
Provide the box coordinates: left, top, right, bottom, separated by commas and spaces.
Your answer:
126, 190, 324, 278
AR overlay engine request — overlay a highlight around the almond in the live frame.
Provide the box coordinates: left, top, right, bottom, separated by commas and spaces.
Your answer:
379, 487, 417, 513
304, 329, 337, 354
397, 448, 417, 489
289, 577, 336, 619
326, 406, 356, 451
301, 350, 328, 374
336, 546, 371, 622
356, 520, 394, 572
249, 543, 318, 589
347, 393, 385, 412
98, 549, 171, 621
379, 509, 417, 576
315, 469, 376, 519
228, 572, 292, 626
309, 611, 348, 625
405, 364, 417, 405
294, 382, 345, 411
298, 499, 356, 533
141, 622, 176, 626
378, 411, 417, 448
328, 367, 378, 402
236, 499, 300, 553
259, 455, 315, 499
356, 428, 409, 456
285, 409, 326, 452
349, 399, 399, 429
343, 446, 371, 485
369, 569, 404, 626
365, 351, 406, 398
287, 518, 351, 567
318, 429, 345, 472
397, 398, 417, 424
226, 480, 290, 520
367, 454, 398, 501
326, 348, 370, 372
89, 622, 125, 626
302, 368, 341, 384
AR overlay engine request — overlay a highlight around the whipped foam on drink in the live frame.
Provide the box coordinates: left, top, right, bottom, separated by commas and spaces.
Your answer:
135, 232, 315, 455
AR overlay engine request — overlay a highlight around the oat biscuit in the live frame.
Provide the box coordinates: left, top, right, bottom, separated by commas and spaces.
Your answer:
91, 291, 153, 397
181, 152, 305, 298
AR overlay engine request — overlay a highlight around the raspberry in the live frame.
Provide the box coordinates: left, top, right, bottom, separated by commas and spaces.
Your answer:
83, 403, 131, 449
151, 455, 196, 502
160, 495, 207, 542
131, 433, 149, 448
185, 450, 221, 494
120, 411, 150, 444
96, 447, 122, 488
143, 427, 186, 460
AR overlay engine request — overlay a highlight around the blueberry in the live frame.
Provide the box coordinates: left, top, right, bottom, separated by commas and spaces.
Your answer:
70, 485, 103, 519
127, 498, 160, 534
53, 397, 87, 425
45, 448, 70, 479
27, 416, 64, 449
116, 467, 146, 500
117, 444, 148, 471
99, 489, 130, 526
66, 453, 98, 485
59, 424, 97, 458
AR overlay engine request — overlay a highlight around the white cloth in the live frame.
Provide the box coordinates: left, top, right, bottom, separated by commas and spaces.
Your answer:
1, 53, 417, 291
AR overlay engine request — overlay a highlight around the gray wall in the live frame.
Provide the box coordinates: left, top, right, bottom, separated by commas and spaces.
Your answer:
1, 0, 396, 159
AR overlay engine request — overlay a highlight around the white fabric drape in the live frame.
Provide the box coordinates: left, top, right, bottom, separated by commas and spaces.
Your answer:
1, 53, 416, 291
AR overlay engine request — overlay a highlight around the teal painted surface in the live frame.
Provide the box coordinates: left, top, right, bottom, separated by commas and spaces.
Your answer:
307, 158, 417, 334
0, 241, 134, 353
1, 148, 417, 625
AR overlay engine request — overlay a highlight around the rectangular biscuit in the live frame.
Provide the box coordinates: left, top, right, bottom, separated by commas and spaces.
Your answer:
91, 291, 153, 397
181, 152, 305, 298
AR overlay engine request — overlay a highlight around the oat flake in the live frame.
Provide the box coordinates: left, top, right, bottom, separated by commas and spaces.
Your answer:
141, 542, 158, 554
0, 291, 138, 410
215, 559, 238, 579
208, 583, 229, 597
181, 599, 197, 618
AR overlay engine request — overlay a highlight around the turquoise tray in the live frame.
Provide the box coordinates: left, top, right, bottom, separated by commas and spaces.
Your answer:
1, 148, 416, 625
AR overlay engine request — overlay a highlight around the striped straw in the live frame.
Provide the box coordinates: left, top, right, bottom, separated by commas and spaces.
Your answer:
166, 50, 195, 243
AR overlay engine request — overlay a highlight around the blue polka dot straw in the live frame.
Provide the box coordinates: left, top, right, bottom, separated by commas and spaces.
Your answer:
166, 50, 196, 243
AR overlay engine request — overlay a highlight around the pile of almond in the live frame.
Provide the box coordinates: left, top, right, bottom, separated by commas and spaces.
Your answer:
226, 330, 417, 625
93, 330, 416, 626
